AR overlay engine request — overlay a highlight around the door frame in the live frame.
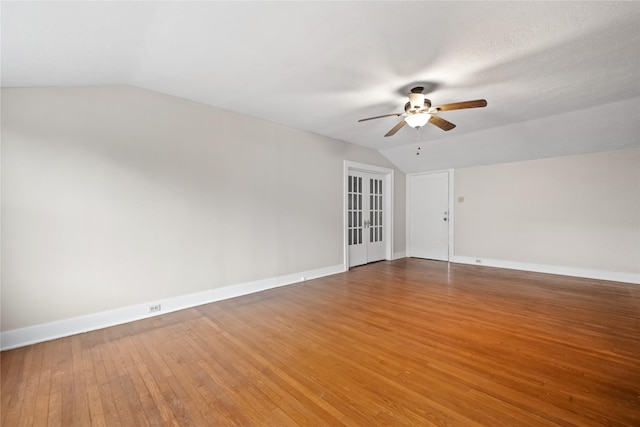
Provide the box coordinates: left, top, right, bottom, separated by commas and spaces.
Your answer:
343, 161, 394, 270
406, 169, 455, 261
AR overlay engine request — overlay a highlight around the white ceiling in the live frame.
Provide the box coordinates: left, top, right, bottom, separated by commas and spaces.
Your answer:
2, 1, 639, 171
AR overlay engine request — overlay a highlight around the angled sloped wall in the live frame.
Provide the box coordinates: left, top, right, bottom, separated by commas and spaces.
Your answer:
1, 86, 406, 339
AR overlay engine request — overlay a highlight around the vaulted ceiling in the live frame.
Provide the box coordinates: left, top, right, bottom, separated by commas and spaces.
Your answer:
2, 1, 639, 172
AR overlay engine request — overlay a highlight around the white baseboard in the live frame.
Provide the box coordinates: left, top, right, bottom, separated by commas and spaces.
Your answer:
0, 264, 344, 351
451, 256, 640, 284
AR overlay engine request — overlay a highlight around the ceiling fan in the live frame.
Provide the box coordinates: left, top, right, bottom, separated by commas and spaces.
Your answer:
358, 86, 487, 137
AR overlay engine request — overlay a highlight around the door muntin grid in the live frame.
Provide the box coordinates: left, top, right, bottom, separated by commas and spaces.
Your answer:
348, 175, 363, 246
369, 178, 383, 243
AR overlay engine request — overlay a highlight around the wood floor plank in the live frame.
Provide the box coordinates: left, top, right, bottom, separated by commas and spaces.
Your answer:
88, 340, 121, 427
31, 341, 54, 426
100, 337, 140, 426
175, 321, 281, 425
2, 259, 639, 426
67, 336, 91, 426
205, 315, 356, 425
118, 335, 171, 426
188, 316, 340, 426
109, 336, 157, 427
45, 337, 65, 426
206, 300, 471, 426
256, 295, 544, 426
130, 333, 184, 427
1, 346, 29, 426
187, 314, 347, 426
151, 327, 240, 427
58, 337, 77, 426
17, 340, 46, 425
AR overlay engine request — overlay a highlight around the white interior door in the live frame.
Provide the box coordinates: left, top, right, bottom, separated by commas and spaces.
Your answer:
348, 171, 386, 267
408, 171, 450, 261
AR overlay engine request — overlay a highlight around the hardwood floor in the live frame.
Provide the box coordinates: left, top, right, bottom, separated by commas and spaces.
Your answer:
2, 258, 639, 426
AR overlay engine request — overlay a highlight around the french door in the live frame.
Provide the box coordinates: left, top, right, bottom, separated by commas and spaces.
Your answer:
347, 171, 386, 267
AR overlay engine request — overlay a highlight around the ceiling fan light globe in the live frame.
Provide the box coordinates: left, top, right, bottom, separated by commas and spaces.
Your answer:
405, 113, 431, 128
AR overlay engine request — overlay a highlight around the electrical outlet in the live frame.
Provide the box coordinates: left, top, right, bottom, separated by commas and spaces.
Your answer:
148, 304, 161, 313
475, 259, 482, 264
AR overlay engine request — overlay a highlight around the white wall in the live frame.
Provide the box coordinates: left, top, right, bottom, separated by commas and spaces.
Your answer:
1, 86, 406, 333
454, 148, 640, 279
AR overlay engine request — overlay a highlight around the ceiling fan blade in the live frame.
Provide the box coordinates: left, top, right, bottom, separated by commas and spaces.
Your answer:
385, 120, 407, 137
433, 99, 487, 112
429, 115, 456, 131
357, 113, 403, 122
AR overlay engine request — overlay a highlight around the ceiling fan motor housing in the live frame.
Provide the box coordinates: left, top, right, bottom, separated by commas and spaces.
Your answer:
408, 92, 424, 109
405, 98, 432, 114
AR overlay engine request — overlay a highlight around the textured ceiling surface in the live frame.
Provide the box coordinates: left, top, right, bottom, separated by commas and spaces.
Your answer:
2, 1, 639, 170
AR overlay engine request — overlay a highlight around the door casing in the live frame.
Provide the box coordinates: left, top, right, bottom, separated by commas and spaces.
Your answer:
343, 161, 394, 270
